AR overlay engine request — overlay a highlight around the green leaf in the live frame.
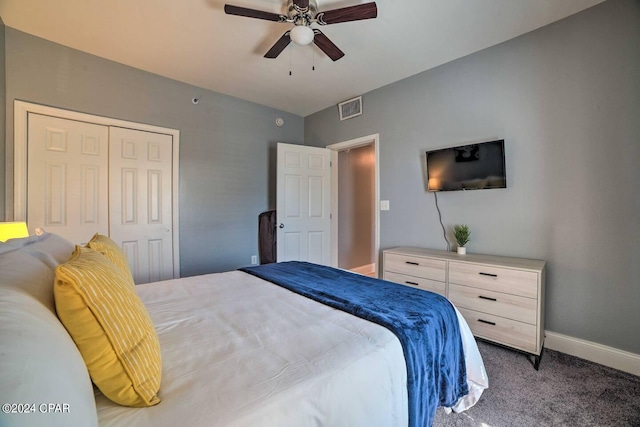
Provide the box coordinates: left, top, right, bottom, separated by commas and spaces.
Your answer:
453, 224, 471, 247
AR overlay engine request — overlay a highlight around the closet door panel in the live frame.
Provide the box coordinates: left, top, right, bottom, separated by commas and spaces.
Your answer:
109, 127, 174, 284
27, 113, 109, 243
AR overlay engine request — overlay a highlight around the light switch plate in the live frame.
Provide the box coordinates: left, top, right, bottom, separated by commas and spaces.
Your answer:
380, 200, 390, 211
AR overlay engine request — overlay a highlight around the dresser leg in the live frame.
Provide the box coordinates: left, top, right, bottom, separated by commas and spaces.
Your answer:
529, 342, 544, 370
527, 352, 541, 370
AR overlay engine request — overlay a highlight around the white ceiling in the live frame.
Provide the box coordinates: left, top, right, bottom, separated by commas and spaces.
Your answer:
0, 0, 605, 117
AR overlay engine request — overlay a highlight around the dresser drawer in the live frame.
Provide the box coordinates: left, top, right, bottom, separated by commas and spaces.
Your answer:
449, 261, 538, 298
384, 253, 446, 282
384, 271, 446, 296
448, 283, 537, 324
457, 307, 538, 354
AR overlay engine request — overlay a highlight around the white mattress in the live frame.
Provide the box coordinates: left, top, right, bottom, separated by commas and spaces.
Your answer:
96, 270, 486, 426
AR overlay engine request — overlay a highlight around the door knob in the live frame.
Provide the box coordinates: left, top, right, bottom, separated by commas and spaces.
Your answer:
278, 223, 284, 228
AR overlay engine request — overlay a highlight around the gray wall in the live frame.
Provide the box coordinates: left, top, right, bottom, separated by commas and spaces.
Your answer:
305, 0, 640, 354
2, 28, 304, 276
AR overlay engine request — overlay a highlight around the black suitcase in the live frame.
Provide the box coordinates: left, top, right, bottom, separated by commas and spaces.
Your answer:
258, 210, 277, 264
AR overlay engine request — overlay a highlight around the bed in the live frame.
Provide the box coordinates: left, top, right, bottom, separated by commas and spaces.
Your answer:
0, 232, 487, 427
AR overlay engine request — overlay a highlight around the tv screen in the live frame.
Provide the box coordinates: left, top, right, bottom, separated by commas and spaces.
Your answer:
426, 139, 506, 192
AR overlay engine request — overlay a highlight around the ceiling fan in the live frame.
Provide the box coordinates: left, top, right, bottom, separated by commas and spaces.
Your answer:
224, 0, 377, 61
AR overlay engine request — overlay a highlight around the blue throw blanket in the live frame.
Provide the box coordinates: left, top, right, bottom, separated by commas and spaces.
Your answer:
240, 261, 468, 427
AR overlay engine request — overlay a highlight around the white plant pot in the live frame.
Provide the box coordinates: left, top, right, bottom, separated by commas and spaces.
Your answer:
457, 246, 466, 255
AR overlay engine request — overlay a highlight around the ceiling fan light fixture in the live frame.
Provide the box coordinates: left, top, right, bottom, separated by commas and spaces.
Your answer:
290, 25, 314, 45
225, 1, 377, 60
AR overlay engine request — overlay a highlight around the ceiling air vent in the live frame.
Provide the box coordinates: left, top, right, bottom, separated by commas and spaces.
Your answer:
338, 96, 362, 121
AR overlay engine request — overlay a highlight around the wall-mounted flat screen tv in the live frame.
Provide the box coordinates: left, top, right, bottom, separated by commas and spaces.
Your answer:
426, 139, 506, 192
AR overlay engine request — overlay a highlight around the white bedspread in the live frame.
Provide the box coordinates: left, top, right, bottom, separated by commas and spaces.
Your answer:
96, 270, 487, 427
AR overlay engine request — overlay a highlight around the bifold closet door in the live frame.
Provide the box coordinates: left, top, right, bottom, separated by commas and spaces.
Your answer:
109, 127, 174, 284
27, 113, 109, 243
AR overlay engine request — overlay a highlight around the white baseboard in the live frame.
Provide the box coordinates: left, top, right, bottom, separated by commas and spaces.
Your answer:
545, 331, 640, 377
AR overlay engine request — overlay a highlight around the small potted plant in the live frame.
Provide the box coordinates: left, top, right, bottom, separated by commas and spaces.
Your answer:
454, 224, 470, 255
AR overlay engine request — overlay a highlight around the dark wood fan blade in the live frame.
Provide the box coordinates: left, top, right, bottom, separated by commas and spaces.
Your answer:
317, 2, 377, 25
313, 30, 344, 61
293, 0, 310, 10
224, 4, 283, 22
264, 32, 291, 58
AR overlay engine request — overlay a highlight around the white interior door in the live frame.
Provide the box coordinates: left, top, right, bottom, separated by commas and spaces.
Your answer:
109, 127, 174, 284
27, 114, 109, 243
276, 143, 331, 265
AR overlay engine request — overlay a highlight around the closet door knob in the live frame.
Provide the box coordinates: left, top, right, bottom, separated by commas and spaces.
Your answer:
278, 223, 285, 229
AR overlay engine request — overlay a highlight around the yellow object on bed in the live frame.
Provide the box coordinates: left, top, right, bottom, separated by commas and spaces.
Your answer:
0, 221, 29, 242
54, 246, 162, 407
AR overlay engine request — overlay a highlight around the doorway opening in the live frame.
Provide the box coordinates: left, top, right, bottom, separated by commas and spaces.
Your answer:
327, 134, 379, 277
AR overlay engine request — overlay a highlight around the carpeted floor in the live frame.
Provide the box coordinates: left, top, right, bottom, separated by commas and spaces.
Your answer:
434, 340, 640, 427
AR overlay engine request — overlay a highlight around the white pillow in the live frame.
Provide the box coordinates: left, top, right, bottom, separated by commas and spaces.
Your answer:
3, 232, 74, 269
0, 238, 99, 427
0, 245, 57, 312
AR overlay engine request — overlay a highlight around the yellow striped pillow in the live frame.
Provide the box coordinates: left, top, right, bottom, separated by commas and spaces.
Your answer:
87, 233, 135, 286
54, 246, 161, 407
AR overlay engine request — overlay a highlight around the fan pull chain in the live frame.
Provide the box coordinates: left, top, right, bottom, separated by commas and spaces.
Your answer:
289, 44, 292, 76
312, 48, 315, 71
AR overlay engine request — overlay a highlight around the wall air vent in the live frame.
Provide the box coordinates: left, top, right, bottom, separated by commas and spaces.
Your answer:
338, 96, 362, 121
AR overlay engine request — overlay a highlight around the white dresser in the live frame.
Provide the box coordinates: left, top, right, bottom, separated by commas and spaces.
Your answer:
383, 247, 546, 369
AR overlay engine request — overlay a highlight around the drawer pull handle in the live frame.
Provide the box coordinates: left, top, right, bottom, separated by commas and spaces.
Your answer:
405, 281, 419, 286
405, 261, 419, 266
479, 272, 498, 278
478, 295, 497, 301
478, 319, 496, 326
